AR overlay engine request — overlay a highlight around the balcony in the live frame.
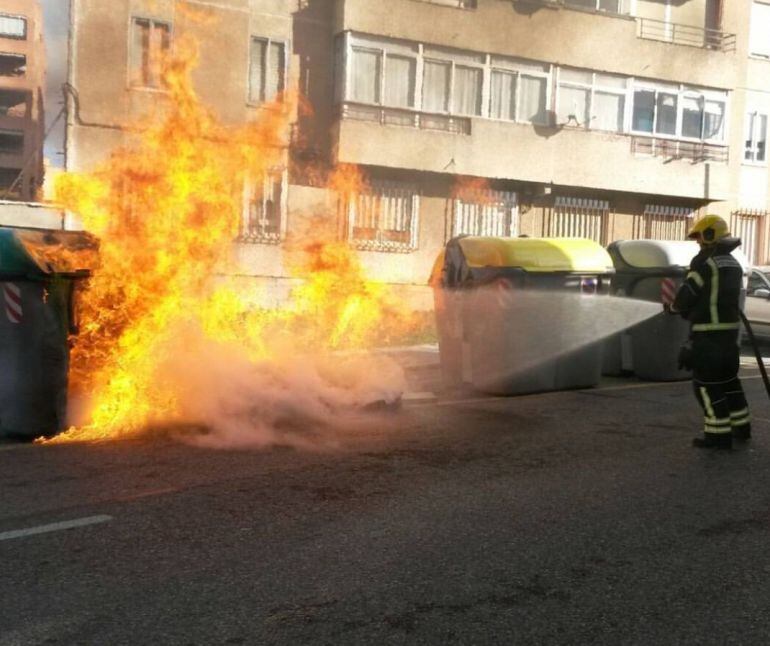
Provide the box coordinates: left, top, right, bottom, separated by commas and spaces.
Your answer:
637, 18, 736, 53
337, 0, 738, 90
334, 115, 729, 200
412, 0, 477, 7
340, 102, 472, 135
631, 136, 729, 164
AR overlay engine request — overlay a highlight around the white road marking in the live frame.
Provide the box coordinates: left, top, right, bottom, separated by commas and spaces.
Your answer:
0, 515, 112, 542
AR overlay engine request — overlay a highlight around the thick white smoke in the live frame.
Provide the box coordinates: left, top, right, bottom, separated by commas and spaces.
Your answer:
153, 323, 406, 450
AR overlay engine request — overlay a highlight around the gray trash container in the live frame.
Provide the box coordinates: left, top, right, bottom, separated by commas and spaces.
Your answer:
0, 227, 96, 440
603, 239, 747, 381
432, 236, 614, 395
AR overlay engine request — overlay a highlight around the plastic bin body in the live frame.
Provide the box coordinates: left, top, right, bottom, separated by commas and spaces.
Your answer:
432, 237, 614, 395
0, 280, 72, 438
432, 274, 464, 388
604, 240, 746, 381
466, 273, 610, 394
0, 228, 95, 439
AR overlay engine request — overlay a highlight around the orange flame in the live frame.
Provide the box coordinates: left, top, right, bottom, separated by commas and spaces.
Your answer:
50, 39, 429, 444
451, 175, 494, 205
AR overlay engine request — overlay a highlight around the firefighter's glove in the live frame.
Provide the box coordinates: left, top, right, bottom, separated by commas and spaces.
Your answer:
677, 345, 693, 371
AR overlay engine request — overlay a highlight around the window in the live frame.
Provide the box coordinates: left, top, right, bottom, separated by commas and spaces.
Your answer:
558, 68, 590, 127
745, 112, 768, 164
453, 66, 483, 115
0, 129, 24, 154
0, 14, 26, 39
241, 169, 286, 243
249, 38, 286, 104
631, 87, 678, 135
452, 190, 518, 237
631, 83, 726, 142
750, 2, 770, 58
489, 57, 550, 124
130, 18, 171, 89
564, 0, 630, 13
556, 68, 626, 132
0, 90, 26, 117
548, 197, 609, 244
638, 205, 696, 240
339, 34, 730, 145
0, 52, 25, 77
342, 34, 552, 124
655, 92, 678, 135
346, 180, 419, 252
416, 0, 477, 7
350, 48, 381, 104
423, 60, 450, 112
348, 39, 418, 109
385, 56, 416, 108
423, 48, 484, 117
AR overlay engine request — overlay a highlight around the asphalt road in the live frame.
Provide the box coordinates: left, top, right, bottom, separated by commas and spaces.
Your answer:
2, 356, 770, 645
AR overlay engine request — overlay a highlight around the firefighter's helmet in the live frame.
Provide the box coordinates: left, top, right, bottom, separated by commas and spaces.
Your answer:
687, 214, 729, 245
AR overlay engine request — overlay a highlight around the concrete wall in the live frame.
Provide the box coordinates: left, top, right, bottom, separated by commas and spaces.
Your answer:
65, 0, 770, 300
0, 200, 63, 229
335, 117, 728, 201
68, 0, 301, 166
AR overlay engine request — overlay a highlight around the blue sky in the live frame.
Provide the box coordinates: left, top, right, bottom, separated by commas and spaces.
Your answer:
41, 0, 70, 167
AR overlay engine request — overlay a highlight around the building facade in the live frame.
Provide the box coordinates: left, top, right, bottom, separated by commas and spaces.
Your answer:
66, 0, 770, 305
0, 0, 45, 202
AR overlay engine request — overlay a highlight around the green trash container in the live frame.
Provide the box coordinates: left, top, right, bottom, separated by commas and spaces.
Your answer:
432, 236, 614, 395
603, 239, 747, 381
0, 227, 97, 440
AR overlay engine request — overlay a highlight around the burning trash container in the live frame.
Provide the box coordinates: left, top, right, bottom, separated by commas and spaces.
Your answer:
0, 227, 97, 440
603, 239, 747, 381
431, 236, 614, 395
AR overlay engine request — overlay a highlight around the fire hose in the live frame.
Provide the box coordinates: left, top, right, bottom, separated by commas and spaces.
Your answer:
740, 310, 770, 401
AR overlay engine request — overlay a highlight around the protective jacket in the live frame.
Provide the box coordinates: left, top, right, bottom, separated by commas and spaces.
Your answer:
672, 237, 742, 331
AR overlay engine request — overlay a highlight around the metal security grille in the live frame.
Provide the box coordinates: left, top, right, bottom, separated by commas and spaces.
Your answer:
637, 205, 697, 241
241, 170, 286, 244
548, 197, 609, 243
731, 210, 767, 265
348, 181, 420, 253
452, 190, 518, 238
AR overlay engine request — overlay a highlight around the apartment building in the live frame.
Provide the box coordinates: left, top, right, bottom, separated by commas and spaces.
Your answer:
65, 0, 770, 305
0, 0, 44, 201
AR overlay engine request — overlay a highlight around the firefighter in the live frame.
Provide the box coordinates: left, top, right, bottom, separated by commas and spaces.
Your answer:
668, 214, 751, 450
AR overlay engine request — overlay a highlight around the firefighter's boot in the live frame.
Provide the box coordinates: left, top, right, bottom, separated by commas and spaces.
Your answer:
692, 433, 732, 450
732, 424, 751, 442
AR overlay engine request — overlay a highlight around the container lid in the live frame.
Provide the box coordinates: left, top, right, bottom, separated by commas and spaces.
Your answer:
0, 227, 98, 279
610, 240, 699, 269
455, 237, 614, 273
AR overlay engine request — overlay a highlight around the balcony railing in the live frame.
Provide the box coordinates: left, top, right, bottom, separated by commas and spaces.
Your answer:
339, 102, 472, 135
631, 136, 728, 163
637, 18, 736, 52
413, 0, 477, 7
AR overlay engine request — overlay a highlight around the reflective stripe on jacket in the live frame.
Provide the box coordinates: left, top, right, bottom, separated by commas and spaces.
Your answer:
672, 238, 742, 332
